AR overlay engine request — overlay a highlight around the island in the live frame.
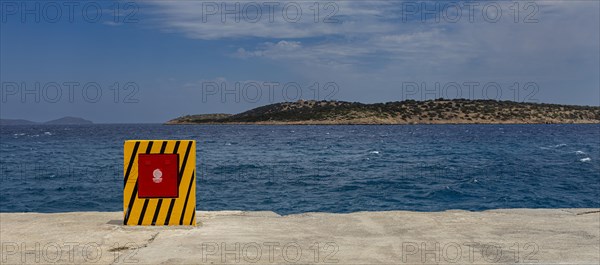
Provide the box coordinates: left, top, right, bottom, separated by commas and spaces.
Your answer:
166, 99, 600, 125
0, 116, 93, 125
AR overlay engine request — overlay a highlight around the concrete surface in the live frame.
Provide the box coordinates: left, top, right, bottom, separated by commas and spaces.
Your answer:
1, 209, 599, 264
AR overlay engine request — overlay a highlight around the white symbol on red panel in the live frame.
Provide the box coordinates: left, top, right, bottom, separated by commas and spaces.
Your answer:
152, 169, 163, 183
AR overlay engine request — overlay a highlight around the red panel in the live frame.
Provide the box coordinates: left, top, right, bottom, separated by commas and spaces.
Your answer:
138, 154, 179, 198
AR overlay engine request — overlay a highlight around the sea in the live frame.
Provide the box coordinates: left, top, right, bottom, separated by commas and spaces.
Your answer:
0, 124, 599, 214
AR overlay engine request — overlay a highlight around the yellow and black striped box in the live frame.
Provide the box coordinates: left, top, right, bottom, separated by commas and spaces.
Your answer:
123, 140, 196, 226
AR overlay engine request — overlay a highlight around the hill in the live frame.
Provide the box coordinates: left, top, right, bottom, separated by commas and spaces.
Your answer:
0, 117, 93, 125
44, 116, 93, 125
166, 99, 600, 125
0, 119, 38, 125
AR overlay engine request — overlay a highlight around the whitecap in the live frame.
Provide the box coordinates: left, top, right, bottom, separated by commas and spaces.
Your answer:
369, 151, 380, 154
44, 132, 52, 135
540, 143, 568, 150
575, 151, 586, 155
225, 142, 232, 146
580, 157, 591, 162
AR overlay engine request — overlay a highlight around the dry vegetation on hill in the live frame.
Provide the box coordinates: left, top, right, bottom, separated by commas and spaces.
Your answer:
167, 99, 600, 125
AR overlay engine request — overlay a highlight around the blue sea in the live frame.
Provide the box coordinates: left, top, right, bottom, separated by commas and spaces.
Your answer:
1, 124, 599, 214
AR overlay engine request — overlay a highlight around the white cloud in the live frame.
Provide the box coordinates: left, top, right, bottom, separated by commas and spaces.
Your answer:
142, 0, 599, 105
144, 1, 395, 40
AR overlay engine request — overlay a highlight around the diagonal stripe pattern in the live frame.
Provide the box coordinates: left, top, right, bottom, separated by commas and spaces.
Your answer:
123, 140, 196, 226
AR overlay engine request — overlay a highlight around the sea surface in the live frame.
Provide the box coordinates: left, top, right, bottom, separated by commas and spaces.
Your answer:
1, 124, 599, 214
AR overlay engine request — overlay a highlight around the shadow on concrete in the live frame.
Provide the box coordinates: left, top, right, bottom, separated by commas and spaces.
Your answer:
107, 220, 122, 225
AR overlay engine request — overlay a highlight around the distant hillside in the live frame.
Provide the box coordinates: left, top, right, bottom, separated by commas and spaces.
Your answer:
166, 99, 600, 125
0, 117, 93, 125
0, 119, 38, 126
44, 117, 93, 125
168, 114, 233, 124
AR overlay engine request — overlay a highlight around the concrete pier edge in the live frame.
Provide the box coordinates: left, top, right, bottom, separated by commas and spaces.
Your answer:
1, 208, 599, 264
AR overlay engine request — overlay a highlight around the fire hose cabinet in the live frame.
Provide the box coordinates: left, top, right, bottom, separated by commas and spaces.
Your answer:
123, 140, 196, 226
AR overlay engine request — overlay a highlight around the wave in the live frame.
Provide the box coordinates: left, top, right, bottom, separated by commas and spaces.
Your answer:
540, 143, 568, 150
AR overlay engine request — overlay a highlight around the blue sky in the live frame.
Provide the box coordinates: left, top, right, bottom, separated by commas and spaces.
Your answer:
1, 0, 599, 123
